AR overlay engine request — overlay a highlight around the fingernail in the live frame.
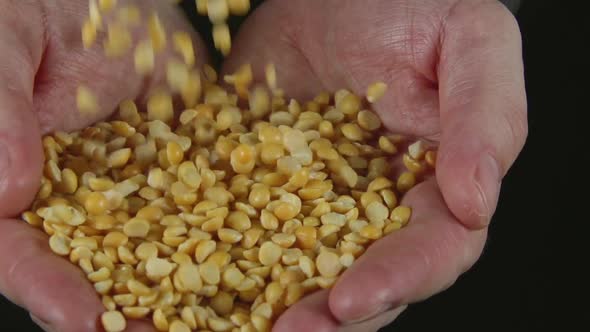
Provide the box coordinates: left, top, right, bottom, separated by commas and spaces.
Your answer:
0, 142, 10, 182
378, 305, 408, 328
338, 305, 408, 332
344, 303, 393, 325
475, 153, 501, 226
30, 314, 56, 332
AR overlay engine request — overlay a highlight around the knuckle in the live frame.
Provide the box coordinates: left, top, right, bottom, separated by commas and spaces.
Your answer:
503, 95, 529, 149
490, 87, 528, 168
445, 0, 521, 44
437, 219, 485, 278
461, 231, 487, 274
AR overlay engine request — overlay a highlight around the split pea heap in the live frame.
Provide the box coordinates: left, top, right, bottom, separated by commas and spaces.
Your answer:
22, 1, 437, 332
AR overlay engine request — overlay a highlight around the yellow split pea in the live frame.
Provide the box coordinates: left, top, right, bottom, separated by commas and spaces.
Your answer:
26, 1, 439, 331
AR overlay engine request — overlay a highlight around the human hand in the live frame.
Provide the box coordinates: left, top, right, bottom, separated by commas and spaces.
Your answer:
0, 1, 206, 331
223, 0, 528, 330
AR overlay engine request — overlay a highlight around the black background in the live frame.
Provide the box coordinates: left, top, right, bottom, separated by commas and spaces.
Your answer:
2, 0, 587, 331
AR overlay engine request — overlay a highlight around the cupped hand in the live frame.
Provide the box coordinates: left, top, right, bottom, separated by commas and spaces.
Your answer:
0, 1, 206, 331
223, 0, 527, 331
0, 0, 528, 331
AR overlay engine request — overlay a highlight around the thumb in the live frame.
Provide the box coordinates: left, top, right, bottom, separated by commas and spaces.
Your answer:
0, 2, 45, 217
436, 1, 528, 229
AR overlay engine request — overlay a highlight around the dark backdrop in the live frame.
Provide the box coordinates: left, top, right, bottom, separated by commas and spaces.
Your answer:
2, 0, 585, 331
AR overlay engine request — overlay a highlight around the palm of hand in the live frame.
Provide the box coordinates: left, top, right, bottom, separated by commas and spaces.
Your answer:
0, 1, 526, 332
223, 2, 526, 330
229, 1, 526, 330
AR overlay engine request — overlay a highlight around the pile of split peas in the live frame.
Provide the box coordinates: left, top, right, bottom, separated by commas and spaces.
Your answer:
21, 1, 438, 331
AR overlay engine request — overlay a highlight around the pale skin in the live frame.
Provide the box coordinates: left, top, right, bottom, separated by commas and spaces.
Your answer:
0, 0, 527, 331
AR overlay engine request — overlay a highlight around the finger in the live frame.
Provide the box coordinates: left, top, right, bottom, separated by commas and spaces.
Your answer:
31, 314, 156, 332
273, 286, 407, 332
223, 0, 443, 137
0, 2, 45, 217
0, 219, 155, 332
273, 290, 339, 332
338, 306, 407, 332
328, 178, 488, 323
35, 0, 208, 133
0, 219, 103, 332
31, 314, 55, 332
436, 0, 528, 229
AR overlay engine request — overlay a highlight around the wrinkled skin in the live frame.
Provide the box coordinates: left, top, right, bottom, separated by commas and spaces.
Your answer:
0, 0, 527, 331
